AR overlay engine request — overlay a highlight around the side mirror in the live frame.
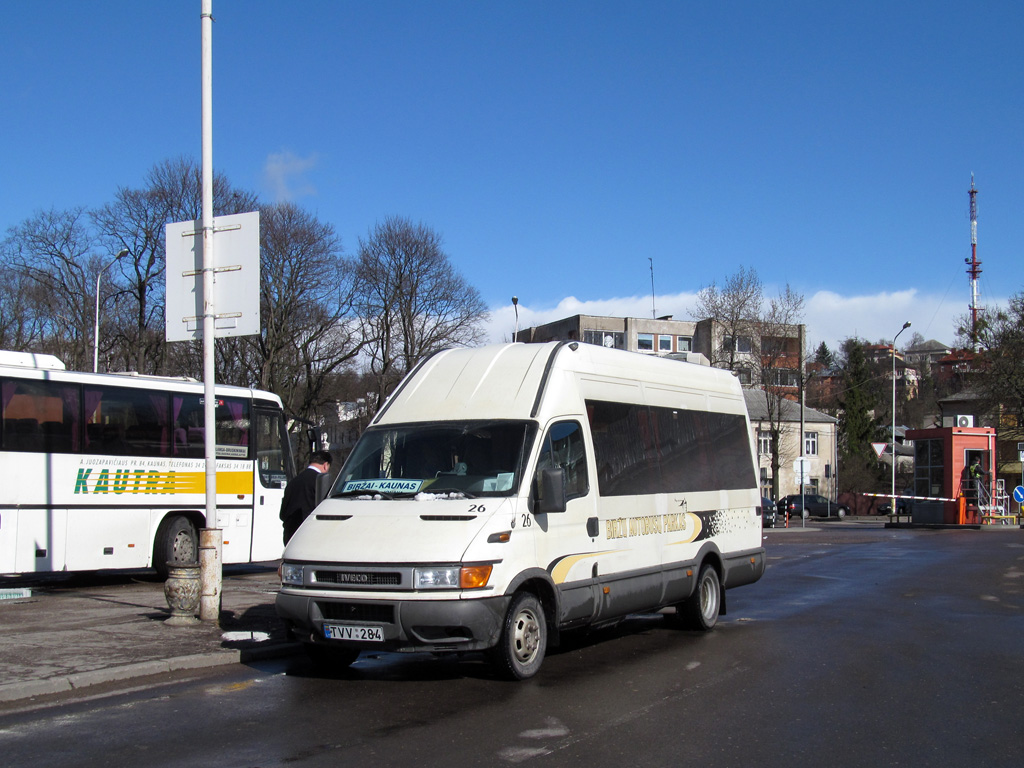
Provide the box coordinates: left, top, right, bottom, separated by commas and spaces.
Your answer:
534, 468, 567, 514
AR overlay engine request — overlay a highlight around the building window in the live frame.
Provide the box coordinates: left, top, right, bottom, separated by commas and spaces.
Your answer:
658, 335, 672, 352
723, 335, 752, 353
637, 333, 654, 352
758, 430, 771, 456
768, 368, 800, 387
913, 439, 944, 498
677, 336, 692, 352
735, 368, 752, 386
583, 330, 625, 349
762, 337, 787, 356
804, 431, 818, 456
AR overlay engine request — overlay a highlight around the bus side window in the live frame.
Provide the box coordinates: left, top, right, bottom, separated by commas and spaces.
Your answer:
537, 421, 589, 500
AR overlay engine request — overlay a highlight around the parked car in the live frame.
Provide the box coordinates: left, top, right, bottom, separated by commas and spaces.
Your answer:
878, 499, 910, 515
778, 494, 849, 520
759, 497, 777, 528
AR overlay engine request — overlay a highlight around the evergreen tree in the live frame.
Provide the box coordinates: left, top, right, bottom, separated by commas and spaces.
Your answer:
814, 340, 836, 370
837, 338, 887, 496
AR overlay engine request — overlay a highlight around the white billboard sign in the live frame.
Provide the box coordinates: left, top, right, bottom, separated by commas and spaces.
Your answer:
165, 211, 260, 342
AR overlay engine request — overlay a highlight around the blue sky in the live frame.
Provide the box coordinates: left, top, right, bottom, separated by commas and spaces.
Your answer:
3, 1, 1022, 353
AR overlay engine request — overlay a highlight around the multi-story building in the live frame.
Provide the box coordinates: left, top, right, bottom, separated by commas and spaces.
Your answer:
515, 313, 803, 390
745, 389, 839, 500
515, 314, 700, 358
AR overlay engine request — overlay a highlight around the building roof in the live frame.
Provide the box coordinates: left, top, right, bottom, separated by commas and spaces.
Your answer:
743, 388, 837, 424
906, 339, 951, 353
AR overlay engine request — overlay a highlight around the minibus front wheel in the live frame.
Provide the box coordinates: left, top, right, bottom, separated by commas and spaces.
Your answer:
489, 591, 547, 680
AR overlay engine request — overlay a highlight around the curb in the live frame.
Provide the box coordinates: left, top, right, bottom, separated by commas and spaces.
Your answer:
0, 641, 302, 704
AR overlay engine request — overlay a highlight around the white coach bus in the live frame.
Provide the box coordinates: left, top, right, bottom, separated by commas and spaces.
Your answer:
277, 341, 766, 679
0, 351, 294, 577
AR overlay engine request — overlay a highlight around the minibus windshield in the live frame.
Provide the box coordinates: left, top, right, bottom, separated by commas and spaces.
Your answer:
333, 421, 537, 499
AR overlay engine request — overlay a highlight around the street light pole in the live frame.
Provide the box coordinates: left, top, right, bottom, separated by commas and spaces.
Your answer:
93, 249, 129, 373
892, 321, 911, 512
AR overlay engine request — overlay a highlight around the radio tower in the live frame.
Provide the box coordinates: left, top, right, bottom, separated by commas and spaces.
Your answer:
966, 175, 982, 350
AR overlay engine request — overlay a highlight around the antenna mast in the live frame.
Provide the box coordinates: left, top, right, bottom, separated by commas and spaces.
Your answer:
649, 258, 656, 319
966, 175, 982, 349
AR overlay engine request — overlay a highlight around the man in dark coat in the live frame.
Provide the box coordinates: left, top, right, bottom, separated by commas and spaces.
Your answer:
280, 450, 332, 545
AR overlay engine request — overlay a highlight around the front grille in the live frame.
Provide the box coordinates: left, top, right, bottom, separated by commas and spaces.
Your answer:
318, 601, 396, 623
312, 570, 402, 587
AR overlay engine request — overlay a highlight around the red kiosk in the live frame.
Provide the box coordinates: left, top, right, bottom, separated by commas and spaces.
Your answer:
905, 425, 997, 524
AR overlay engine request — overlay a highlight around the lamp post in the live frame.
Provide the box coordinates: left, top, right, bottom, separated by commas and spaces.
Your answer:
512, 296, 519, 342
892, 321, 911, 512
94, 249, 129, 372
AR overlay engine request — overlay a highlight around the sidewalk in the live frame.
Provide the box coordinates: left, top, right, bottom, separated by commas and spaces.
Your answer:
0, 565, 299, 704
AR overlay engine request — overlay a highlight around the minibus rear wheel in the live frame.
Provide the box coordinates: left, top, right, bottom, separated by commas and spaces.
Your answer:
676, 563, 721, 631
490, 592, 547, 680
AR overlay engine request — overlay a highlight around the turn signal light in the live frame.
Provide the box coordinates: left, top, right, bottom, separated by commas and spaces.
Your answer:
460, 565, 493, 589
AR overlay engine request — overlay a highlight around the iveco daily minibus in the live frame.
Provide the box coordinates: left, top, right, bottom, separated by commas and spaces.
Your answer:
276, 341, 766, 679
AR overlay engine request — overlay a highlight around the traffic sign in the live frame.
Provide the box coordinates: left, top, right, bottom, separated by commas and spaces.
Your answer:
1014, 486, 1024, 504
871, 442, 887, 458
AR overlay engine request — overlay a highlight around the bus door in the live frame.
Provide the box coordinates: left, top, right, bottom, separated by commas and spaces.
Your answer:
251, 405, 293, 562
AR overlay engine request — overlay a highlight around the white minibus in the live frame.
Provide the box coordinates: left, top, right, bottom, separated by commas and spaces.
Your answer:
0, 351, 294, 577
276, 341, 765, 679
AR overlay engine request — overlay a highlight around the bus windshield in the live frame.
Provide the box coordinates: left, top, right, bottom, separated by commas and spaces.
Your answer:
335, 421, 537, 499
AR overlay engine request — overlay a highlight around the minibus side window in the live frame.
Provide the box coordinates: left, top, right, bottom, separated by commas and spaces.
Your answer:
537, 421, 589, 500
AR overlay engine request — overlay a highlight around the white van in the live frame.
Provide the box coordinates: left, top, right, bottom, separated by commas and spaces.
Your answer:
276, 341, 766, 679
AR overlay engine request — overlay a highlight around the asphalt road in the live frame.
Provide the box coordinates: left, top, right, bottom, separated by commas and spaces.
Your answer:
2, 523, 1023, 768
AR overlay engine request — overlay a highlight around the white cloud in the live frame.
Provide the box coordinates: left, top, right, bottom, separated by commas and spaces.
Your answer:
263, 150, 319, 203
485, 288, 970, 353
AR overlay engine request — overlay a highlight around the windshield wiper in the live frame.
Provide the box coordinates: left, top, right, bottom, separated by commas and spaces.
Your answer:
428, 487, 478, 499
331, 488, 397, 500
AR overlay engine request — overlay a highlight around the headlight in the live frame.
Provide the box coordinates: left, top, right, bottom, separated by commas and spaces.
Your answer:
414, 565, 493, 590
280, 563, 304, 586
414, 567, 460, 589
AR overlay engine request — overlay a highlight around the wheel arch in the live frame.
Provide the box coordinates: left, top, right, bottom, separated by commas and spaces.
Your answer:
693, 542, 727, 616
504, 567, 561, 646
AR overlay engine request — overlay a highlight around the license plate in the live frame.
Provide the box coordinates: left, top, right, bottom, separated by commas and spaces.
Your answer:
323, 623, 384, 642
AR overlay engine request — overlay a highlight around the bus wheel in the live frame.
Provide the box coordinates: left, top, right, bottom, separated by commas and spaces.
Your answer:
489, 592, 547, 680
677, 563, 721, 631
154, 515, 198, 579
306, 643, 360, 674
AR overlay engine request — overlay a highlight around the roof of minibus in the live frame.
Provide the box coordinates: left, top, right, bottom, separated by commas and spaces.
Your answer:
373, 342, 745, 425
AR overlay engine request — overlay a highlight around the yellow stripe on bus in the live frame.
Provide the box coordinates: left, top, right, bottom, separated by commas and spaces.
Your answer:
72, 468, 253, 495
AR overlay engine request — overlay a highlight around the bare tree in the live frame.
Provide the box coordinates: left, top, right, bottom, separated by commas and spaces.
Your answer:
0, 207, 102, 369
694, 266, 764, 371
92, 187, 167, 373
0, 265, 48, 351
354, 216, 489, 412
144, 156, 259, 224
754, 284, 806, 499
237, 202, 363, 426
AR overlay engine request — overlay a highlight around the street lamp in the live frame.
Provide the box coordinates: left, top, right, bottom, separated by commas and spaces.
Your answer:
94, 249, 129, 372
892, 321, 911, 513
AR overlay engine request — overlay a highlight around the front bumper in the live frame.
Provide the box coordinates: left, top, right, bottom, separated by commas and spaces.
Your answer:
276, 590, 510, 653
